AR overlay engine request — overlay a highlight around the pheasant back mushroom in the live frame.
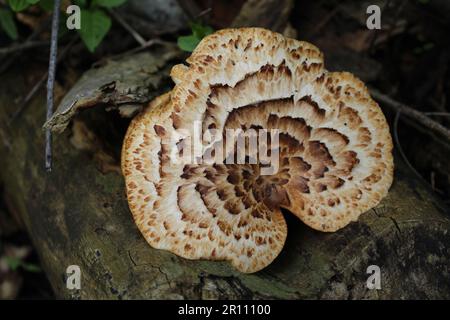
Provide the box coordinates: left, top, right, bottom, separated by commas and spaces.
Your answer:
122, 28, 394, 273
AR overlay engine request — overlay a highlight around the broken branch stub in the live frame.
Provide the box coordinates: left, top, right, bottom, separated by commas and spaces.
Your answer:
44, 47, 182, 133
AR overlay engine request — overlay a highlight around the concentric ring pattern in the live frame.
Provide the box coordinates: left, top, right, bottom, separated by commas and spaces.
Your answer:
122, 28, 394, 273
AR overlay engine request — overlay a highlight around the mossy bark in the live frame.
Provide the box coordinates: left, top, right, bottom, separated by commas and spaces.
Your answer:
1, 63, 449, 300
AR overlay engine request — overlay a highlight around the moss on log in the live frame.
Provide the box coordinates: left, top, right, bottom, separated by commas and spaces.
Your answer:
0, 61, 449, 299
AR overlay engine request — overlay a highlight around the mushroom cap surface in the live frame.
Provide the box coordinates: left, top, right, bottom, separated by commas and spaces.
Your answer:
122, 28, 394, 273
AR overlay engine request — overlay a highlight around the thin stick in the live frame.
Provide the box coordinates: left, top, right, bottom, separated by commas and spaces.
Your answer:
8, 38, 77, 125
175, 0, 202, 20
393, 112, 422, 181
430, 171, 436, 190
10, 73, 47, 123
45, 0, 61, 172
0, 15, 51, 74
195, 7, 212, 20
393, 111, 444, 194
0, 40, 49, 55
107, 8, 146, 46
370, 88, 450, 143
424, 112, 450, 118
92, 38, 168, 67
307, 6, 339, 38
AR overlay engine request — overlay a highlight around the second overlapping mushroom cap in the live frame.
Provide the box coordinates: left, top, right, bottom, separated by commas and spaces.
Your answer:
122, 28, 394, 273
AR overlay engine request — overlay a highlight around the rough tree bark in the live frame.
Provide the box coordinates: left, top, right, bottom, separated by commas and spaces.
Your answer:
0, 52, 449, 300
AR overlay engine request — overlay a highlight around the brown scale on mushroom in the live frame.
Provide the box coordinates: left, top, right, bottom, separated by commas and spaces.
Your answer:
122, 28, 394, 273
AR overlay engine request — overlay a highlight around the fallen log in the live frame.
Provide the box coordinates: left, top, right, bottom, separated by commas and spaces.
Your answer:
0, 51, 449, 299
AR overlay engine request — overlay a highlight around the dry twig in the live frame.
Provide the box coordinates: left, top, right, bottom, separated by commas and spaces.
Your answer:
9, 38, 77, 125
45, 0, 61, 172
107, 8, 147, 46
91, 39, 170, 68
0, 16, 51, 74
376, 89, 449, 193
0, 41, 49, 55
175, 0, 202, 20
393, 111, 425, 183
371, 88, 450, 143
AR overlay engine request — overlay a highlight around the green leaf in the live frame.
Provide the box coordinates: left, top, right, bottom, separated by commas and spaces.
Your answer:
39, 0, 54, 11
73, 0, 87, 7
190, 22, 213, 39
4, 256, 21, 271
0, 9, 18, 40
21, 262, 42, 273
177, 23, 213, 52
92, 0, 127, 8
8, 0, 31, 12
27, 0, 40, 4
4, 256, 42, 273
177, 34, 200, 52
58, 13, 69, 38
423, 42, 435, 50
78, 9, 111, 52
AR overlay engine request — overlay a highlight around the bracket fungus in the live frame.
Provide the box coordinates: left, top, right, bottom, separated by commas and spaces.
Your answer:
122, 28, 394, 273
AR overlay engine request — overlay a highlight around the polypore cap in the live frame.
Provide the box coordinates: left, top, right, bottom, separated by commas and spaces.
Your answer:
122, 28, 394, 273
